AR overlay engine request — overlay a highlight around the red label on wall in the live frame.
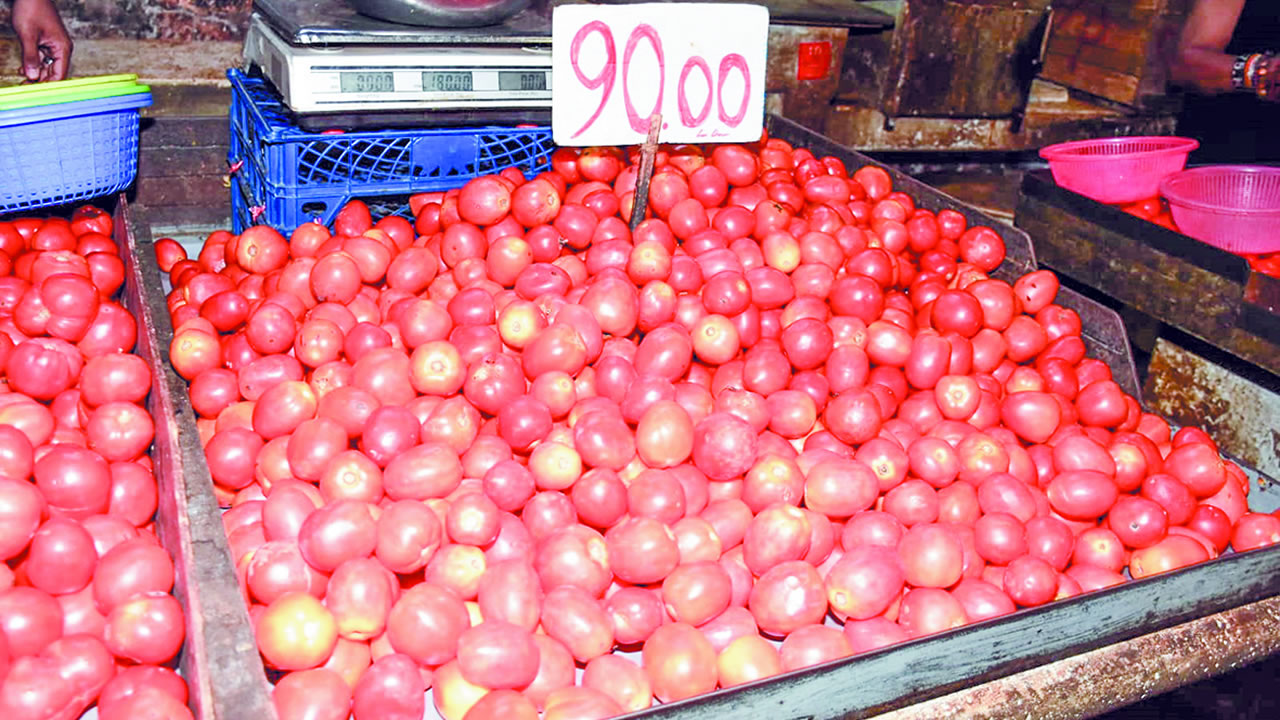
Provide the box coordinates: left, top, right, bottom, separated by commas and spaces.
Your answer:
796, 41, 831, 81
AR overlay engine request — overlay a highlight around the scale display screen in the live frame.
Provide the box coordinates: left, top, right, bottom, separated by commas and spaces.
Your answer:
500, 71, 547, 91
339, 71, 394, 93
422, 71, 474, 92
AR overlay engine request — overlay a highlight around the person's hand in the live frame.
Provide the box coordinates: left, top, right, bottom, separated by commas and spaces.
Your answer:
1254, 54, 1280, 102
10, 0, 71, 82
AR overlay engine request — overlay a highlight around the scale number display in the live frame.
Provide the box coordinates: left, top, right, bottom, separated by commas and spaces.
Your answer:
500, 71, 547, 91
339, 71, 394, 93
423, 71, 474, 92
329, 69, 550, 98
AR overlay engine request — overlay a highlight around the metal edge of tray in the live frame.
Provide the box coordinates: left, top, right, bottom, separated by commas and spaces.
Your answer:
861, 593, 1280, 720
621, 541, 1280, 720
119, 196, 279, 720
1019, 170, 1252, 285
1053, 284, 1144, 403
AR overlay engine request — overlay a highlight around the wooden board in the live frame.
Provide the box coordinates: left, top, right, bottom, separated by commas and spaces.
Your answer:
822, 88, 1178, 152
837, 0, 1051, 119
117, 197, 278, 720
1039, 0, 1189, 110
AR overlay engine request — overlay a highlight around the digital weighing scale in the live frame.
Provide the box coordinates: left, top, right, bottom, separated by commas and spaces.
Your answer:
243, 0, 555, 128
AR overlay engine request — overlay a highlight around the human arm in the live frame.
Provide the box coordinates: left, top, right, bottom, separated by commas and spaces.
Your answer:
10, 0, 70, 82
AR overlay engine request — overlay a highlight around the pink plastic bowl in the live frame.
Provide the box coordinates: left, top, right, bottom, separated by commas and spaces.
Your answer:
1040, 136, 1199, 204
1159, 165, 1280, 255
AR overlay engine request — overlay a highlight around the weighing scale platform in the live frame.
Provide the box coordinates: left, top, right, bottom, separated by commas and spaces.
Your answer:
252, 0, 893, 46
253, 0, 554, 45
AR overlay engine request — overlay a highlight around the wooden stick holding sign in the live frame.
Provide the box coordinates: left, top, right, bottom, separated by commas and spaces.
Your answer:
629, 113, 662, 231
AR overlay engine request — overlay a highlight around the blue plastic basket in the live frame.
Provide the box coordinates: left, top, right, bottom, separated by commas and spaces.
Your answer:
0, 91, 151, 212
227, 68, 555, 232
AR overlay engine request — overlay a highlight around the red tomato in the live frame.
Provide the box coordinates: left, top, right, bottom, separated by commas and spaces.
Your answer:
640, 622, 718, 703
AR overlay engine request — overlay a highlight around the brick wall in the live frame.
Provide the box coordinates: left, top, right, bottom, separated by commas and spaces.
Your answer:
0, 0, 251, 41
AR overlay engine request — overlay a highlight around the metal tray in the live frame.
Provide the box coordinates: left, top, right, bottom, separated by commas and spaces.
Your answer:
120, 121, 1280, 719
588, 117, 1280, 720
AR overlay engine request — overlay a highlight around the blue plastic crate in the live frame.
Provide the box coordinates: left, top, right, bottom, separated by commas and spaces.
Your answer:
231, 171, 417, 236
0, 92, 151, 213
227, 68, 555, 232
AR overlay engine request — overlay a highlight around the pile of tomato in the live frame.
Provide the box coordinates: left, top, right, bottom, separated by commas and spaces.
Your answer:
0, 206, 191, 719
1116, 196, 1178, 232
162, 135, 1280, 720
1116, 196, 1280, 279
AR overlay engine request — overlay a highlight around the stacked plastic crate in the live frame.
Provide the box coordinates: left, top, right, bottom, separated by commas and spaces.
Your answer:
227, 68, 556, 232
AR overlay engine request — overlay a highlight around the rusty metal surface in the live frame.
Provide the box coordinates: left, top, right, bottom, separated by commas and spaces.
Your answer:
1145, 339, 1280, 481
767, 25, 850, 132
866, 594, 1280, 720
1054, 286, 1143, 402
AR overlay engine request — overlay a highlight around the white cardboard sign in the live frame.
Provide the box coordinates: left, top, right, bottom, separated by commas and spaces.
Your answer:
551, 3, 769, 147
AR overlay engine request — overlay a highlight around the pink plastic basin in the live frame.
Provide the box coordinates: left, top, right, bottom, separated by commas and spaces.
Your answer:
1040, 136, 1199, 204
1159, 165, 1280, 255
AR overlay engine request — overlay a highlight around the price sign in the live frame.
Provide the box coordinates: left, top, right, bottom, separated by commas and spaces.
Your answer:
552, 3, 769, 147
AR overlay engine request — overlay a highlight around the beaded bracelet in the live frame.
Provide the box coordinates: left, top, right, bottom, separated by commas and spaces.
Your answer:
1232, 53, 1251, 90
1258, 58, 1271, 99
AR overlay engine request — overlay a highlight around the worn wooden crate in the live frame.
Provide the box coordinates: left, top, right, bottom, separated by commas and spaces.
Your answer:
117, 196, 278, 720
1039, 0, 1189, 111
837, 0, 1051, 119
